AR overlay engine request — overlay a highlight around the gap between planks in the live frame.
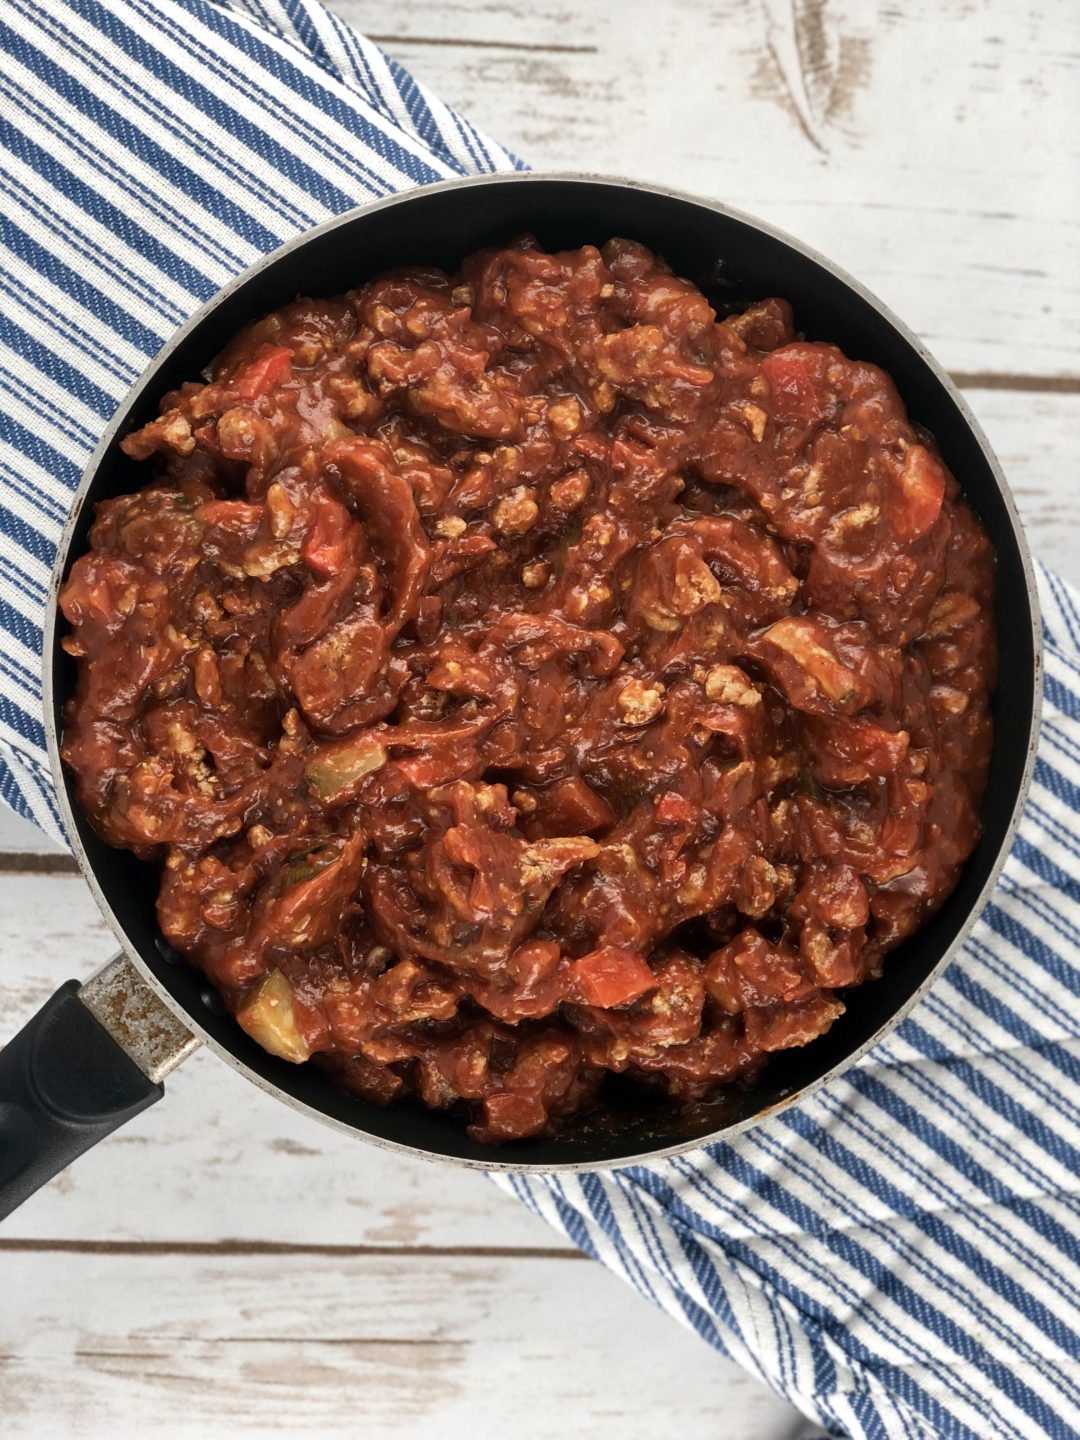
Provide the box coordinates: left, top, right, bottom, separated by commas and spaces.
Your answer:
0, 1239, 585, 1259
0, 851, 78, 874
948, 372, 1080, 395
365, 33, 597, 54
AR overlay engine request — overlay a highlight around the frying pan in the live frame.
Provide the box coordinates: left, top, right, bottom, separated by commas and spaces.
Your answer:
0, 174, 1042, 1220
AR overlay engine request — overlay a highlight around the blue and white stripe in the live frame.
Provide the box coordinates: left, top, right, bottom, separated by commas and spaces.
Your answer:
1, 4, 1078, 1435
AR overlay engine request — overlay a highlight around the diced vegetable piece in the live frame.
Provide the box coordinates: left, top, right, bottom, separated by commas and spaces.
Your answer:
507, 939, 563, 988
743, 992, 845, 1053
274, 841, 343, 892
234, 345, 293, 402
304, 734, 388, 801
925, 590, 980, 637
894, 444, 945, 541
534, 776, 615, 835
301, 494, 354, 578
760, 617, 867, 710
760, 347, 829, 422
236, 969, 311, 1063
655, 791, 696, 825
568, 945, 656, 1009
266, 834, 366, 947
480, 1091, 548, 1141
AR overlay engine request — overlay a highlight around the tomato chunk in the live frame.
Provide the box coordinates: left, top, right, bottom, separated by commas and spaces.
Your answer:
480, 1092, 548, 1141
569, 946, 656, 1008
761, 346, 831, 423
304, 733, 388, 801
301, 494, 354, 577
655, 791, 696, 825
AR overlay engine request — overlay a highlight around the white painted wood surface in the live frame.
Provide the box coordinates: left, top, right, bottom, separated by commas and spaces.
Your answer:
0, 1251, 809, 1440
3, 2, 1078, 1437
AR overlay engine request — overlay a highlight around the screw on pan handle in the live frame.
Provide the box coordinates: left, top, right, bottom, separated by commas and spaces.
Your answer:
0, 955, 200, 1221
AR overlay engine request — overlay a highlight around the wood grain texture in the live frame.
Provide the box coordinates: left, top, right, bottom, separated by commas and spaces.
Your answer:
966, 388, 1080, 581
0, 1251, 805, 1440
339, 0, 1080, 379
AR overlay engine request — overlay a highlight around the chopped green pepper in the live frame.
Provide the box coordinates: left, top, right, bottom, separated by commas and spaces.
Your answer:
796, 764, 827, 801
304, 734, 388, 802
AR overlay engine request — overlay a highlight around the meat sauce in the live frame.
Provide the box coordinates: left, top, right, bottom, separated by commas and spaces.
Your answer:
58, 238, 996, 1143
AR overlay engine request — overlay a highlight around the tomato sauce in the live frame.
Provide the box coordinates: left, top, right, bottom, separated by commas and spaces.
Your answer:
59, 238, 995, 1142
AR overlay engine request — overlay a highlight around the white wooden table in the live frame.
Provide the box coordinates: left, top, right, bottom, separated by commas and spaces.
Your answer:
3, 2, 1078, 1435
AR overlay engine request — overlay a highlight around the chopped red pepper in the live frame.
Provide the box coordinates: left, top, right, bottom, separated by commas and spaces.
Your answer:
655, 791, 696, 825
531, 776, 615, 836
480, 1092, 548, 1141
234, 345, 293, 402
569, 946, 656, 1009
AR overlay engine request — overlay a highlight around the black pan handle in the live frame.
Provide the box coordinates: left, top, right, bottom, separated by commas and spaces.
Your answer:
0, 956, 201, 1221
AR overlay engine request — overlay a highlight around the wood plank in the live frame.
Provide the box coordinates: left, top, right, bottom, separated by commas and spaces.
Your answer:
0, 1250, 803, 1440
0, 873, 571, 1249
965, 388, 1080, 584
336, 0, 1080, 379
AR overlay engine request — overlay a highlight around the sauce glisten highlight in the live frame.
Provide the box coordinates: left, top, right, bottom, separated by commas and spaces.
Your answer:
59, 238, 995, 1142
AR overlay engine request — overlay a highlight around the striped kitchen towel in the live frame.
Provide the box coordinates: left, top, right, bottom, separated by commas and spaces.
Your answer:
0, 4, 1077, 1437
